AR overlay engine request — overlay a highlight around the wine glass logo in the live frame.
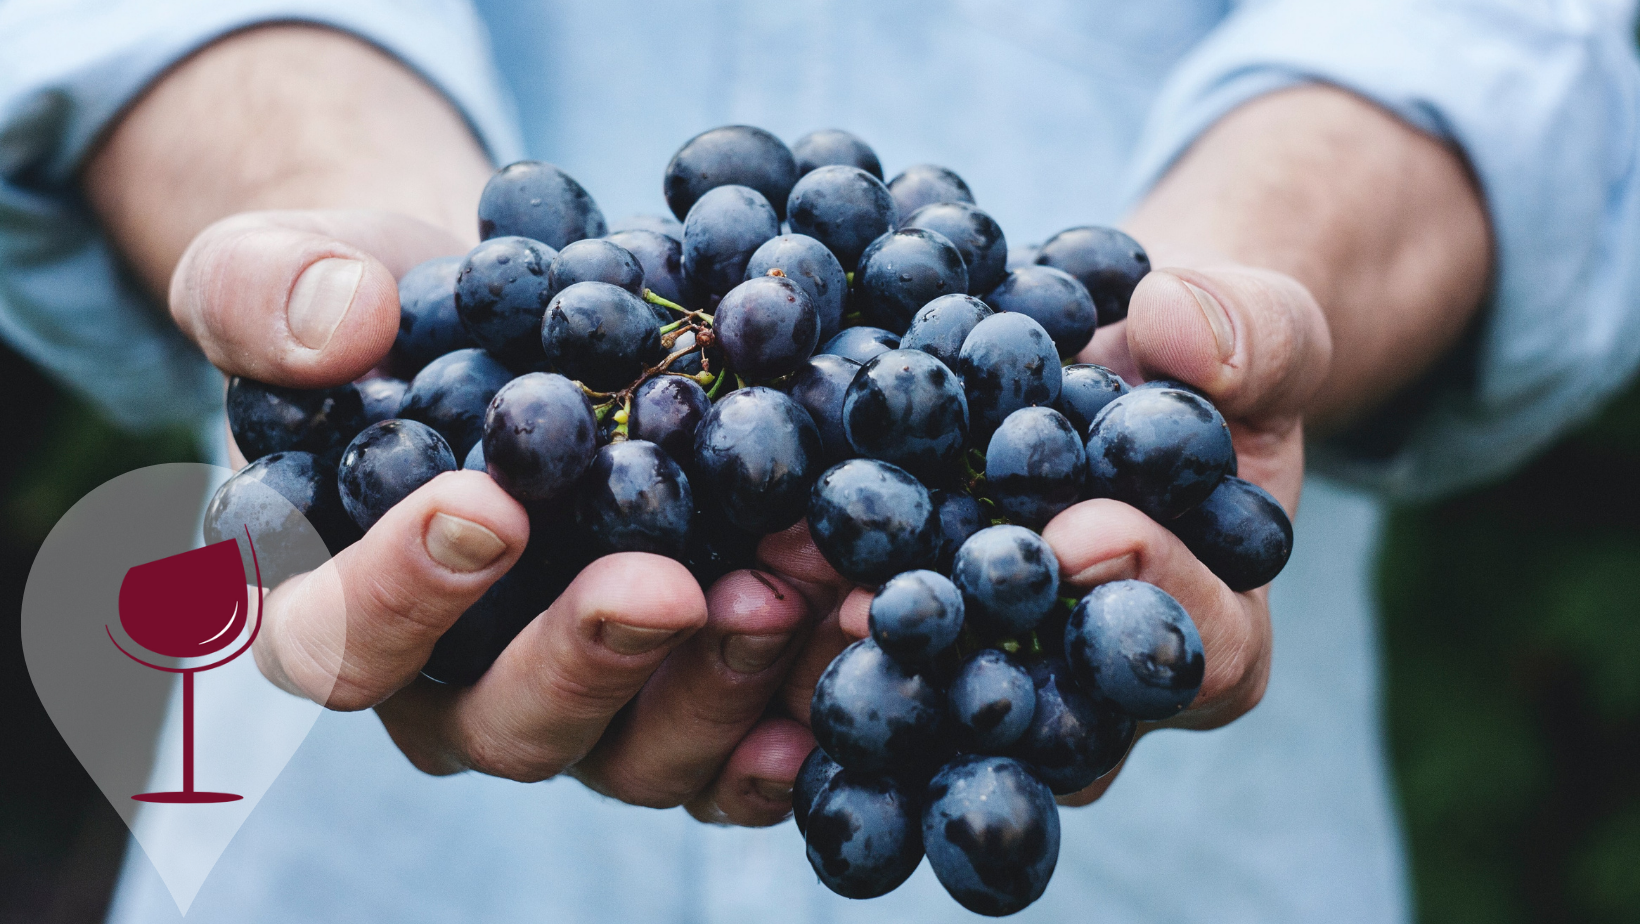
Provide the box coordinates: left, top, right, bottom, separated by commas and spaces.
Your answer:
106, 528, 264, 804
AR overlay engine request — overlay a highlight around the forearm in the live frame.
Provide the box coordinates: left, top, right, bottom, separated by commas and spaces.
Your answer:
1125, 84, 1493, 430
83, 23, 493, 297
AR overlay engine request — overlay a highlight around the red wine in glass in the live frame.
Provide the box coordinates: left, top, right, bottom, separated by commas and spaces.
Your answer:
108, 530, 264, 804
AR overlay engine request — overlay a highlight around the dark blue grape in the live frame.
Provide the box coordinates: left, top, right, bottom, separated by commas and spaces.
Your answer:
745, 234, 848, 344
1167, 475, 1293, 592
226, 377, 367, 465
1010, 657, 1135, 794
1131, 377, 1208, 398
984, 407, 1087, 530
203, 451, 360, 585
544, 238, 644, 304
842, 348, 968, 482
714, 275, 819, 381
793, 746, 843, 835
870, 570, 964, 666
923, 755, 1059, 916
900, 294, 992, 371
420, 538, 572, 685
478, 160, 606, 250
682, 501, 761, 587
886, 164, 974, 219
956, 312, 1062, 446
393, 255, 473, 373
606, 229, 692, 309
902, 202, 1007, 296
811, 638, 944, 774
1055, 363, 1130, 436
463, 440, 485, 472
1083, 386, 1234, 521
1066, 580, 1204, 721
540, 281, 662, 392
357, 377, 407, 424
805, 771, 924, 899
792, 129, 882, 180
454, 236, 556, 370
818, 326, 899, 364
574, 440, 693, 558
854, 228, 968, 334
482, 372, 598, 502
808, 459, 939, 586
628, 375, 710, 468
336, 419, 457, 531
930, 488, 986, 574
664, 125, 798, 221
681, 185, 780, 296
607, 213, 683, 242
786, 165, 898, 271
951, 526, 1059, 640
780, 353, 860, 465
692, 387, 822, 534
949, 650, 1035, 752
1035, 226, 1150, 325
984, 265, 1098, 359
398, 347, 512, 459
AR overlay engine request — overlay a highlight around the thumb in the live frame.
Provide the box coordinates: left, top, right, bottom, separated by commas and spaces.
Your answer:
169, 209, 466, 388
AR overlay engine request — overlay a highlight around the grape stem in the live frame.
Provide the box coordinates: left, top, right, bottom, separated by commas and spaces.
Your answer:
643, 288, 713, 327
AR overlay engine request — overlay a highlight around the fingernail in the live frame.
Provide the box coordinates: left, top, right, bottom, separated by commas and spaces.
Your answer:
1068, 552, 1138, 588
753, 778, 793, 803
288, 257, 364, 350
601, 623, 679, 655
425, 513, 506, 572
1182, 281, 1234, 361
722, 633, 791, 674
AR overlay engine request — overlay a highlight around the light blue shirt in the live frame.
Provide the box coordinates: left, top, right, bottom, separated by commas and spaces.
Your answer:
2, 1, 1638, 922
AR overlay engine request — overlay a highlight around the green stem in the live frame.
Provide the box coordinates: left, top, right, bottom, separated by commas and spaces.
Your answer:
706, 367, 730, 400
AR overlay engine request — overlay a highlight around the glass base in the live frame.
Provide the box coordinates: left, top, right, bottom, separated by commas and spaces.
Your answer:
131, 791, 243, 803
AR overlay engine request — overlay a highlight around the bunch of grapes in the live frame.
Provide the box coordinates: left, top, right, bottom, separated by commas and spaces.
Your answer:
203, 125, 1295, 915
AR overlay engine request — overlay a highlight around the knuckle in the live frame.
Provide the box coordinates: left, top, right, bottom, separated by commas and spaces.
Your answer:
458, 728, 565, 783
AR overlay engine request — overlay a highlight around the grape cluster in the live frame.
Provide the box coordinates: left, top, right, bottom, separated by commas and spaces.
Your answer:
203, 125, 1296, 913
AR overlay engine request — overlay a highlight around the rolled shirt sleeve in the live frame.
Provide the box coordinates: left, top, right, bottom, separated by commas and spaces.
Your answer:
0, 0, 523, 432
1120, 0, 1640, 500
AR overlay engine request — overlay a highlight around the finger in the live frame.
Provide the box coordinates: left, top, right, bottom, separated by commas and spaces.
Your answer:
1074, 319, 1140, 384
1043, 499, 1271, 729
253, 470, 527, 709
375, 553, 708, 781
686, 718, 817, 826
776, 605, 855, 724
170, 209, 465, 387
758, 520, 850, 610
838, 586, 873, 640
571, 570, 811, 807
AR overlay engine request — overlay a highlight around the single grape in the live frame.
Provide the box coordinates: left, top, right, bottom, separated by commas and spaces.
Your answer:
808, 459, 940, 586
1167, 475, 1293, 591
203, 451, 360, 585
818, 326, 900, 364
463, 440, 485, 472
805, 771, 924, 899
606, 213, 683, 242
420, 541, 571, 685
682, 500, 761, 587
922, 755, 1060, 917
628, 375, 710, 468
951, 526, 1060, 640
853, 228, 969, 333
930, 488, 986, 573
842, 348, 968, 482
791, 129, 883, 179
540, 281, 663, 392
454, 235, 556, 370
477, 160, 606, 249
681, 185, 780, 296
1009, 657, 1135, 794
357, 377, 407, 424
226, 376, 367, 464
899, 294, 993, 371
1131, 377, 1208, 399
745, 233, 848, 344
714, 275, 819, 381
984, 407, 1087, 530
664, 125, 798, 221
901, 202, 1008, 296
1066, 580, 1204, 721
870, 570, 965, 666
1055, 363, 1130, 436
956, 312, 1062, 446
948, 649, 1036, 752
1083, 386, 1235, 520
1035, 226, 1150, 325
984, 265, 1098, 359
393, 255, 474, 373
692, 387, 823, 534
336, 419, 457, 531
886, 164, 974, 218
793, 746, 844, 836
786, 165, 898, 271
605, 229, 693, 309
811, 638, 944, 774
398, 347, 513, 459
780, 353, 861, 464
574, 440, 694, 558
544, 238, 645, 304
482, 372, 598, 502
